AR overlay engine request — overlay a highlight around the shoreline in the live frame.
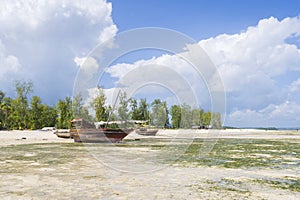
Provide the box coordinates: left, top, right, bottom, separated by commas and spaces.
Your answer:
0, 129, 299, 147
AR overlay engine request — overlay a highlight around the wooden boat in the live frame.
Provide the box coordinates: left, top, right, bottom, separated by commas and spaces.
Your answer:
70, 118, 133, 143
132, 120, 158, 136
135, 127, 158, 136
54, 129, 71, 139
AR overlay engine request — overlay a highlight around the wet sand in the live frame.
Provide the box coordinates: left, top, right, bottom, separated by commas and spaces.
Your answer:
0, 129, 299, 199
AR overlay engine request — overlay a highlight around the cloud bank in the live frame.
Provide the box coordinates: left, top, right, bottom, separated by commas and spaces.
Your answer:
0, 0, 117, 103
105, 16, 300, 127
199, 16, 300, 127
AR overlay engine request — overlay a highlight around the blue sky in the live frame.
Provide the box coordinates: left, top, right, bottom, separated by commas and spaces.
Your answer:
110, 0, 300, 39
0, 0, 300, 127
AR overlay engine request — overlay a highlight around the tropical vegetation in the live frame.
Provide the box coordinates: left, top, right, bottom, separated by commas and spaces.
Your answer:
0, 81, 222, 130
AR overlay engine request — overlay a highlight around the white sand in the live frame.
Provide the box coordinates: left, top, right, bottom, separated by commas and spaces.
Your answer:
0, 130, 72, 146
127, 129, 300, 140
1, 129, 299, 146
0, 129, 299, 199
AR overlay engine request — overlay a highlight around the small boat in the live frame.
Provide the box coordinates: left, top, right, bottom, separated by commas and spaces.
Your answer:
133, 120, 158, 136
135, 127, 158, 136
54, 129, 71, 139
70, 118, 133, 143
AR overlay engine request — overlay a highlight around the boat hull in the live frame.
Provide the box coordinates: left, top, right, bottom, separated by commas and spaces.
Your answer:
71, 128, 132, 143
136, 129, 158, 136
54, 130, 71, 139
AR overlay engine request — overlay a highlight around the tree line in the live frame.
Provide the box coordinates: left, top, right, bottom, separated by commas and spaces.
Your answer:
0, 81, 222, 130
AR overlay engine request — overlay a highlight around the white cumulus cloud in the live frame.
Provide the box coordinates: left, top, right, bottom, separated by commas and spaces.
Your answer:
0, 0, 117, 102
289, 78, 300, 92
226, 101, 300, 127
200, 16, 300, 127
199, 16, 300, 115
98, 24, 118, 43
199, 16, 300, 92
105, 53, 212, 110
104, 16, 300, 127
0, 40, 21, 79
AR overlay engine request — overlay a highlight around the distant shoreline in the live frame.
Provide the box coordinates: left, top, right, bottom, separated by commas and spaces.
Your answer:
0, 129, 299, 147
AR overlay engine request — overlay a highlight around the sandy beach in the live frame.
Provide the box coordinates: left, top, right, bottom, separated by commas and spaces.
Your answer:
1, 129, 300, 146
0, 129, 299, 199
0, 130, 73, 146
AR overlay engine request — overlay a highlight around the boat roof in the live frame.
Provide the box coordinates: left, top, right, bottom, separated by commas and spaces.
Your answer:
71, 118, 149, 124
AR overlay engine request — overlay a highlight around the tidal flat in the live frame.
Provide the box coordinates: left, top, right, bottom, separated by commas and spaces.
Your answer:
0, 130, 299, 199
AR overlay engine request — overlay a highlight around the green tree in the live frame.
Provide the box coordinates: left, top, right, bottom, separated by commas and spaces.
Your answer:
0, 91, 7, 129
129, 98, 139, 120
65, 97, 73, 124
72, 93, 94, 122
117, 91, 129, 123
202, 111, 212, 127
128, 98, 150, 121
29, 96, 43, 129
56, 97, 73, 129
150, 99, 168, 127
105, 105, 114, 121
211, 112, 222, 129
91, 88, 107, 122
0, 82, 64, 130
1, 97, 13, 130
29, 95, 58, 130
180, 103, 192, 128
72, 93, 83, 118
12, 80, 33, 129
191, 108, 205, 127
0, 90, 4, 102
40, 105, 57, 128
138, 98, 149, 121
0, 90, 5, 129
170, 105, 181, 128
162, 101, 169, 126
57, 99, 66, 128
